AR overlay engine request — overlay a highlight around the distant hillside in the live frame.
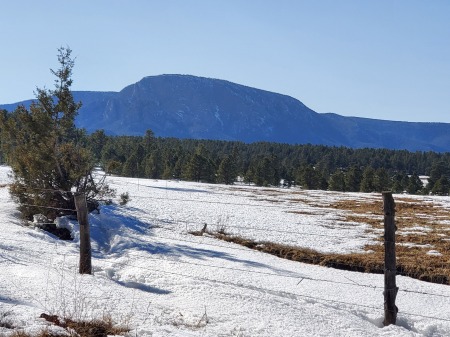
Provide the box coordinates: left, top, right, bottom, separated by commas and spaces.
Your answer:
2, 74, 450, 152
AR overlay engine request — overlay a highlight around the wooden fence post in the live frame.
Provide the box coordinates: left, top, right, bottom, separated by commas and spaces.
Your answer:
382, 192, 398, 326
74, 193, 92, 275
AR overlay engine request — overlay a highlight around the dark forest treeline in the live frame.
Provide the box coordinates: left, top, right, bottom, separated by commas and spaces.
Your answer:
81, 129, 450, 195
1, 122, 449, 195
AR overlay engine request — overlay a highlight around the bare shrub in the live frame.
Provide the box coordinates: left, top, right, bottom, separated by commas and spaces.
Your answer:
0, 310, 14, 330
37, 313, 129, 337
119, 192, 130, 206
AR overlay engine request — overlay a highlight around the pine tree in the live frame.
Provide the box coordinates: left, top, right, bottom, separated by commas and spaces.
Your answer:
87, 129, 107, 162
373, 168, 391, 192
122, 153, 139, 177
407, 173, 423, 194
391, 173, 406, 193
217, 155, 237, 184
0, 47, 112, 219
427, 160, 450, 193
185, 145, 216, 182
144, 149, 163, 179
360, 167, 375, 192
431, 175, 450, 195
296, 165, 326, 190
256, 155, 280, 186
345, 166, 362, 192
328, 170, 346, 191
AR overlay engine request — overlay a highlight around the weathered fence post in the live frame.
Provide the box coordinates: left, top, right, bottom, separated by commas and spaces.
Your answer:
74, 193, 92, 275
382, 192, 398, 326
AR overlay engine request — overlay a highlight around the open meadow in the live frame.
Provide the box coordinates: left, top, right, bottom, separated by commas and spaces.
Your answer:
0, 165, 449, 336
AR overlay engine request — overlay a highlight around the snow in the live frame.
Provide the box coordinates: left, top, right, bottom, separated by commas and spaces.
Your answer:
0, 165, 449, 336
427, 250, 443, 257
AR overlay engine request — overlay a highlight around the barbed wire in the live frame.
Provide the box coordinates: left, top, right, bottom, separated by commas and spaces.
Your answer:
97, 258, 450, 323
154, 217, 353, 239
141, 232, 450, 298
127, 192, 292, 209
2, 235, 450, 321
2, 220, 448, 299
2, 180, 449, 306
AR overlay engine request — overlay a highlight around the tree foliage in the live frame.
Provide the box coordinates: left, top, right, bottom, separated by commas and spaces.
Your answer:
84, 132, 450, 194
0, 47, 112, 219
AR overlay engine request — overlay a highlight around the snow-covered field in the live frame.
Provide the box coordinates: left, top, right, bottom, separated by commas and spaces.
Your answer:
0, 165, 449, 336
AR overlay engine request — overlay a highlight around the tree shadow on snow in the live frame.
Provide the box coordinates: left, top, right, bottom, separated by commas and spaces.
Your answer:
143, 185, 210, 194
90, 205, 303, 278
114, 280, 171, 295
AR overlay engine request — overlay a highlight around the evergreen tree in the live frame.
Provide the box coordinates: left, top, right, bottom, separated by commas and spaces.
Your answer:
407, 173, 423, 194
105, 160, 122, 175
133, 143, 146, 177
122, 153, 139, 177
87, 129, 107, 162
373, 168, 391, 192
244, 165, 256, 185
391, 173, 406, 193
161, 144, 183, 179
185, 145, 216, 182
217, 155, 237, 184
328, 170, 346, 191
360, 167, 375, 192
431, 175, 450, 195
144, 149, 163, 179
427, 160, 450, 193
142, 129, 156, 153
401, 174, 410, 191
345, 166, 362, 192
0, 47, 111, 219
297, 165, 315, 189
297, 165, 327, 190
252, 155, 280, 186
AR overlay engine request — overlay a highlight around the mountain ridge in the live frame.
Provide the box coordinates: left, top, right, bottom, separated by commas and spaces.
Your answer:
1, 74, 450, 152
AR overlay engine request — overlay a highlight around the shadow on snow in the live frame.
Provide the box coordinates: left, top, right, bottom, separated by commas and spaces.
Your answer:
89, 205, 302, 279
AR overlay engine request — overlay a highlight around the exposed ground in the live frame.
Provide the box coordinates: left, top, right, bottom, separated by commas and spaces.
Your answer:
207, 188, 450, 284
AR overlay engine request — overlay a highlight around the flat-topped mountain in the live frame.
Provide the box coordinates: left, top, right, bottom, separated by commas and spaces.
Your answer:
2, 74, 450, 152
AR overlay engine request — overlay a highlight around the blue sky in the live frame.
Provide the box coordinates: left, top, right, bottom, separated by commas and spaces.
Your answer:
1, 0, 449, 122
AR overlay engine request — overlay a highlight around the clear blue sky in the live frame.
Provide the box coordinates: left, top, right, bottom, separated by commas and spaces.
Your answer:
1, 0, 449, 122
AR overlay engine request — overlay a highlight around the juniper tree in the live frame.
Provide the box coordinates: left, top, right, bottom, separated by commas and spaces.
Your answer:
0, 47, 112, 220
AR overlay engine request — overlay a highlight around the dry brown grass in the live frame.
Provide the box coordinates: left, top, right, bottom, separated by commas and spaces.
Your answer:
209, 192, 450, 285
42, 313, 129, 337
211, 232, 449, 284
1, 314, 129, 337
327, 196, 450, 284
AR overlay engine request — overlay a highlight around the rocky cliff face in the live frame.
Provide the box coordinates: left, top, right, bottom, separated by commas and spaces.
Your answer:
2, 74, 450, 152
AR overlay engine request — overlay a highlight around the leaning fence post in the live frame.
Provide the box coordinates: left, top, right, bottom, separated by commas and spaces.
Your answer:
74, 193, 92, 275
382, 192, 398, 326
